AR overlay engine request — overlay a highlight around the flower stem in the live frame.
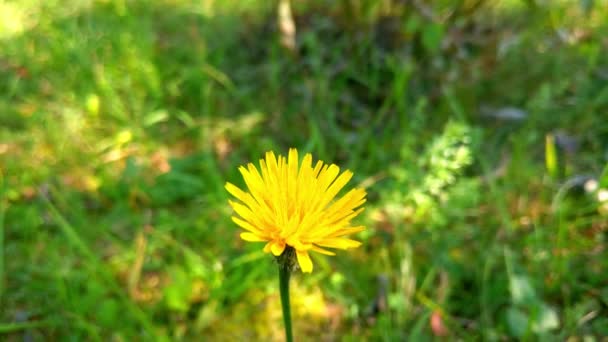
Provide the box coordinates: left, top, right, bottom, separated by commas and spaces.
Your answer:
279, 263, 293, 342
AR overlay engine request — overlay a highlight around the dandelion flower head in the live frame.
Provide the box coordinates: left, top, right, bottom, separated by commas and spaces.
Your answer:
225, 148, 366, 273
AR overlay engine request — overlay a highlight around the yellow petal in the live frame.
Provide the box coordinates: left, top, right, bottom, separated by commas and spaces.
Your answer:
299, 154, 313, 178
324, 188, 366, 217
271, 240, 286, 256
328, 226, 365, 238
312, 160, 324, 177
226, 182, 262, 212
323, 170, 353, 202
296, 250, 313, 273
282, 210, 301, 237
317, 238, 362, 249
231, 216, 261, 233
263, 241, 273, 253
240, 232, 266, 241
316, 207, 365, 234
311, 245, 336, 256
318, 164, 340, 191
242, 164, 269, 204
288, 148, 299, 176
305, 208, 365, 239
330, 207, 365, 226
266, 151, 278, 175
228, 200, 253, 218
287, 149, 298, 204
225, 182, 245, 200
246, 163, 265, 189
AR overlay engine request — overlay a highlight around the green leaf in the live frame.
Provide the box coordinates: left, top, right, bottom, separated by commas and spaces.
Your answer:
532, 304, 559, 333
408, 310, 432, 341
545, 134, 558, 179
506, 307, 529, 338
599, 163, 608, 188
404, 15, 421, 34
165, 267, 192, 312
144, 110, 169, 127
422, 23, 444, 54
509, 275, 537, 305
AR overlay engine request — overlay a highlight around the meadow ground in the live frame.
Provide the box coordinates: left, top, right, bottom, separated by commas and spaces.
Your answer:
1, 0, 607, 340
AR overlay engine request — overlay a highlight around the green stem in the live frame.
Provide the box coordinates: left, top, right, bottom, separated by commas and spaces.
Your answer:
279, 263, 293, 342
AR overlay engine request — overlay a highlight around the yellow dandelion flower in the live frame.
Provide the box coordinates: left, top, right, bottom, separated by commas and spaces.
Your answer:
225, 148, 366, 273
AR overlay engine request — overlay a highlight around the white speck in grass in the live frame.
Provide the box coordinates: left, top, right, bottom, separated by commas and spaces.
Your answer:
584, 179, 598, 193
597, 189, 608, 203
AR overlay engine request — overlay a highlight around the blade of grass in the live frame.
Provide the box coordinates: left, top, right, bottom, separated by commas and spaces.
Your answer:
0, 320, 58, 333
444, 87, 515, 338
0, 171, 4, 303
43, 193, 164, 340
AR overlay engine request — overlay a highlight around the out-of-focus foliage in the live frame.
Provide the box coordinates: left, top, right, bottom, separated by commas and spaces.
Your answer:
1, 0, 607, 340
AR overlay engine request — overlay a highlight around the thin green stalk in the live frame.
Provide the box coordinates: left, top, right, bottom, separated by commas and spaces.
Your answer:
0, 320, 57, 333
0, 170, 4, 303
279, 264, 293, 342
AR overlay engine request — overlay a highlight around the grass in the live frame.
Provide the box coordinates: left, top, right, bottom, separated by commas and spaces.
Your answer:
1, 0, 607, 340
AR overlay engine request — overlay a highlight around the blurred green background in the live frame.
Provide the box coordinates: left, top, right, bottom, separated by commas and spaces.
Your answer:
1, 0, 607, 340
